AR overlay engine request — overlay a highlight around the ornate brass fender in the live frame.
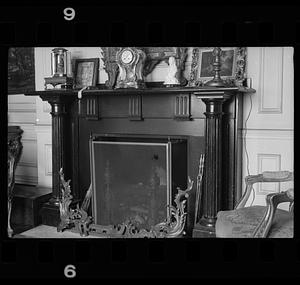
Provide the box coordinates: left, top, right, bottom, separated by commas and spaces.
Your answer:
57, 169, 193, 238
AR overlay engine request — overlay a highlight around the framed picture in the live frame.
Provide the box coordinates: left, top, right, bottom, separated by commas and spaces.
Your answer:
188, 47, 247, 87
74, 58, 99, 88
8, 47, 35, 94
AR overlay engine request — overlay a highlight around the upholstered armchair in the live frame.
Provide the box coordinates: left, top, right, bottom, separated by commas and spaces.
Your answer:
215, 171, 294, 238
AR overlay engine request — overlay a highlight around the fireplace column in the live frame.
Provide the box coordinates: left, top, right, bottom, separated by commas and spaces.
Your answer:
39, 94, 75, 226
193, 91, 232, 237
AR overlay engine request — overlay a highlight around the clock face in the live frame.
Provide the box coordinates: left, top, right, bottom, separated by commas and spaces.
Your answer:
121, 49, 133, 64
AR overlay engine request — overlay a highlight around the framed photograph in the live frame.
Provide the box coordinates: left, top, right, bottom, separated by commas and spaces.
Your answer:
8, 47, 35, 94
74, 58, 99, 88
188, 47, 247, 87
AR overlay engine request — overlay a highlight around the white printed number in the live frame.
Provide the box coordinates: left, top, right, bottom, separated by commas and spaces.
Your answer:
64, 7, 75, 21
64, 264, 76, 278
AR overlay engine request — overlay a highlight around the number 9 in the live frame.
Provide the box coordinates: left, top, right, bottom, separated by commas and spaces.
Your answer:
64, 7, 75, 21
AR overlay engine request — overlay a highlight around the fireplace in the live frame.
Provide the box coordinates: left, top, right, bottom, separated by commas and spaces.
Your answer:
90, 135, 187, 230
26, 86, 249, 237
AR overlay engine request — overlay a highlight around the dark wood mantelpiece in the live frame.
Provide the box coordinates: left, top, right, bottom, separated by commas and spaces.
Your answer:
27, 86, 243, 96
25, 86, 254, 235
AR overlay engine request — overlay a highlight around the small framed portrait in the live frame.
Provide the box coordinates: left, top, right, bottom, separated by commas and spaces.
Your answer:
74, 58, 99, 88
188, 47, 247, 87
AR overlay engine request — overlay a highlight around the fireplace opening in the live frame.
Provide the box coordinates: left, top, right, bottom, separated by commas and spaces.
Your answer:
90, 135, 187, 231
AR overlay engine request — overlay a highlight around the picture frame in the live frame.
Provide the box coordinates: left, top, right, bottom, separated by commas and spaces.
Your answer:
74, 58, 99, 88
188, 47, 247, 87
8, 47, 35, 94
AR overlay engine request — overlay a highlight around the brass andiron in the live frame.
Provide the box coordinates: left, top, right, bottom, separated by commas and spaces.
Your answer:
205, 47, 226, 87
57, 168, 193, 238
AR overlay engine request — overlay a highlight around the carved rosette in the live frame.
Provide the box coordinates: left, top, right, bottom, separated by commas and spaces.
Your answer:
57, 169, 193, 238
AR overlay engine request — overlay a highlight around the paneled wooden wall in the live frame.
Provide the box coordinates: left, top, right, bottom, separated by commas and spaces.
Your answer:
242, 47, 294, 210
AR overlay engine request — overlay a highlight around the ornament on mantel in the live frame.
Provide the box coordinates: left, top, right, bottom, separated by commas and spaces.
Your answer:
163, 56, 180, 87
205, 47, 226, 87
44, 48, 73, 89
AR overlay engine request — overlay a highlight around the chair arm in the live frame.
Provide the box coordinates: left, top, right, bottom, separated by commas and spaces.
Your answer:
252, 190, 294, 238
247, 171, 293, 183
235, 171, 293, 210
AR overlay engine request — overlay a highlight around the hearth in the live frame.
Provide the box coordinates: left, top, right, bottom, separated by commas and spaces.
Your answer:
89, 135, 187, 230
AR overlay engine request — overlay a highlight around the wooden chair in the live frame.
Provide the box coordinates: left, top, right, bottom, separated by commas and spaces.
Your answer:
215, 171, 294, 238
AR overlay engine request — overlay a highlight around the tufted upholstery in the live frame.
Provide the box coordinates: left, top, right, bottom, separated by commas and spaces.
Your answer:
216, 206, 293, 238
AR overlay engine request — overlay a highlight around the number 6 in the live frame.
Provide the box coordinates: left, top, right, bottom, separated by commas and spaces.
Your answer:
64, 7, 75, 21
64, 264, 76, 278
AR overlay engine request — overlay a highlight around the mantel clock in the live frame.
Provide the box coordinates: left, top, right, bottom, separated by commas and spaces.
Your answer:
115, 47, 146, 89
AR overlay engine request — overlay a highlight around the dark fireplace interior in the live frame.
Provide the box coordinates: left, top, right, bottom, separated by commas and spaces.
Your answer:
90, 135, 187, 230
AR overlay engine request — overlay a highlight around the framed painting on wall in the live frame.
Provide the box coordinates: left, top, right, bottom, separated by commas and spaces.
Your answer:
8, 47, 35, 94
188, 47, 247, 87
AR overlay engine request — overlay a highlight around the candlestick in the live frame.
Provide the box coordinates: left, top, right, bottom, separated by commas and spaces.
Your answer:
205, 47, 226, 87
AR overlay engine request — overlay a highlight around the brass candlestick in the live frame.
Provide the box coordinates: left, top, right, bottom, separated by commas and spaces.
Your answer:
205, 47, 225, 87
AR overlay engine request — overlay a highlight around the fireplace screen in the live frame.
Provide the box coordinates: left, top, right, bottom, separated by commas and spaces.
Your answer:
90, 136, 187, 231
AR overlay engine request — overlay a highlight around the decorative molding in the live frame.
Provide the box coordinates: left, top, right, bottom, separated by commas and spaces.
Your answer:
8, 107, 36, 113
15, 174, 38, 185
7, 113, 37, 125
257, 153, 281, 195
128, 95, 143, 120
43, 102, 51, 113
8, 94, 36, 104
242, 129, 294, 140
83, 97, 100, 120
20, 137, 37, 143
174, 94, 191, 120
18, 161, 37, 168
258, 47, 284, 114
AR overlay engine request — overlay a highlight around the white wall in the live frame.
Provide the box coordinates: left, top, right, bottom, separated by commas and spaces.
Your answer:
242, 47, 294, 210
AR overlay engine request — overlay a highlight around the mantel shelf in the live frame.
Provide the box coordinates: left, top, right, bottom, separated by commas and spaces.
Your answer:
25, 86, 255, 98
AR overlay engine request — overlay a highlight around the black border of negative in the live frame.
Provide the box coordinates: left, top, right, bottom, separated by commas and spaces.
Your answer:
0, 2, 299, 280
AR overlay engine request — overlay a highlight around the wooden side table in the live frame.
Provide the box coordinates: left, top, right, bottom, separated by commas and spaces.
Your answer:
8, 126, 23, 238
